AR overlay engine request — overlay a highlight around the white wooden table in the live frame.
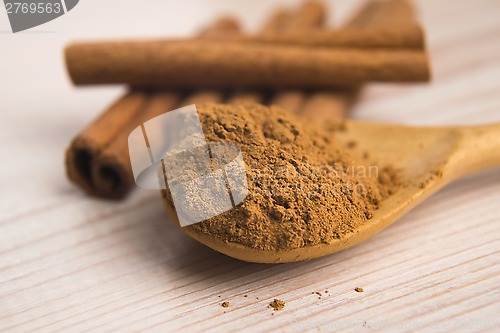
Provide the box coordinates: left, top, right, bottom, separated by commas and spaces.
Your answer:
1, 0, 499, 332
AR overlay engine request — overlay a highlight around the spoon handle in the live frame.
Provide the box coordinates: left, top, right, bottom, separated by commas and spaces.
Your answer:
452, 123, 500, 177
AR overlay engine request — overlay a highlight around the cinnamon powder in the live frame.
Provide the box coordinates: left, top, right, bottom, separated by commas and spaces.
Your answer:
161, 102, 399, 251
269, 299, 286, 311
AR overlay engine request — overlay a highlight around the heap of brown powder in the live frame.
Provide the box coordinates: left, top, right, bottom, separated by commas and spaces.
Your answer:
161, 103, 399, 251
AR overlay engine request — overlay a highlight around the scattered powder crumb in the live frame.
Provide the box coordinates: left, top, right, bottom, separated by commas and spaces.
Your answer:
221, 301, 230, 308
269, 299, 285, 311
325, 290, 329, 294
243, 294, 248, 298
355, 287, 364, 293
314, 291, 322, 298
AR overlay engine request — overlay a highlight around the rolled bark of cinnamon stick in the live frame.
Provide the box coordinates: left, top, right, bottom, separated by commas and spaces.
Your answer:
227, 91, 265, 104
185, 4, 310, 106
66, 41, 430, 88
207, 25, 424, 50
191, 4, 296, 106
181, 90, 226, 105
198, 17, 242, 37
169, 16, 250, 107
65, 90, 152, 197
259, 9, 294, 36
228, 0, 326, 105
285, 0, 325, 31
65, 18, 241, 198
91, 91, 181, 197
299, 0, 419, 119
268, 1, 327, 113
348, 0, 416, 28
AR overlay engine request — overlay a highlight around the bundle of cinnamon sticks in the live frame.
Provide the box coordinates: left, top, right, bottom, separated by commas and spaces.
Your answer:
65, 0, 430, 199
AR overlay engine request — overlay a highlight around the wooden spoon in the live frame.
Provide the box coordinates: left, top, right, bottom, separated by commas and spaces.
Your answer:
163, 121, 500, 263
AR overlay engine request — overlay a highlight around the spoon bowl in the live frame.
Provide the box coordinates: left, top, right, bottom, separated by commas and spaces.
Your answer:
163, 120, 500, 263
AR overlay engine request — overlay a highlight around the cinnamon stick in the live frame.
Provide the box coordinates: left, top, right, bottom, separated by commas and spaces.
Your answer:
65, 41, 430, 88
284, 0, 325, 30
227, 91, 265, 104
269, 0, 327, 113
207, 25, 424, 50
198, 17, 242, 37
91, 91, 181, 197
180, 90, 226, 105
65, 91, 150, 197
347, 0, 416, 28
271, 91, 305, 113
228, 0, 326, 105
171, 17, 246, 107
258, 9, 294, 36
184, 4, 305, 106
299, 0, 419, 119
65, 18, 241, 198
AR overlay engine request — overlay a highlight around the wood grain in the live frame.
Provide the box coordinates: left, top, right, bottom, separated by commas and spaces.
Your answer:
0, 0, 499, 332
